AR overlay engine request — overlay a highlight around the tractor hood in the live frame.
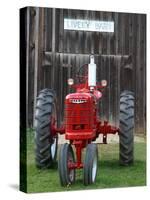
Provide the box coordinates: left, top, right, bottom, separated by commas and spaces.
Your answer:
66, 92, 93, 103
66, 91, 102, 102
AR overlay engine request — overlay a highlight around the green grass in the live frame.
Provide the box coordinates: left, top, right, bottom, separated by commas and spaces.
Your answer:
27, 131, 146, 193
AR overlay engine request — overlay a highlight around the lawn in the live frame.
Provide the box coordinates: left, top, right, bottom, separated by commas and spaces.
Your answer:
27, 130, 146, 193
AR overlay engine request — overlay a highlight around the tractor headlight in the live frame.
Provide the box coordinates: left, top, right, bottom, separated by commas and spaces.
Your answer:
101, 80, 107, 87
68, 78, 74, 86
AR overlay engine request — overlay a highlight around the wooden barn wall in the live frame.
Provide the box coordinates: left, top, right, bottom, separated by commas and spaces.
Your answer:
26, 7, 146, 134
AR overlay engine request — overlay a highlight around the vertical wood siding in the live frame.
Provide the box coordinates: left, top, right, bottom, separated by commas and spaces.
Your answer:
25, 7, 146, 134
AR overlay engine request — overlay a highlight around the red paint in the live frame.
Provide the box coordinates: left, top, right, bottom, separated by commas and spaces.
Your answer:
52, 75, 119, 170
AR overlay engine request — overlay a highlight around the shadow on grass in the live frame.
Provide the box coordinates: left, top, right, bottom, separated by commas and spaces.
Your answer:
98, 159, 145, 169
94, 159, 146, 188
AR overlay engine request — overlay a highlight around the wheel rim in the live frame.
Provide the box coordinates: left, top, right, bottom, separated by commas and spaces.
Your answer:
51, 137, 57, 159
68, 152, 75, 182
69, 168, 74, 182
92, 154, 97, 182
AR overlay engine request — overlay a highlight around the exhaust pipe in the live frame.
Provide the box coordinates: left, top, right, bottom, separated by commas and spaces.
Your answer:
88, 55, 96, 88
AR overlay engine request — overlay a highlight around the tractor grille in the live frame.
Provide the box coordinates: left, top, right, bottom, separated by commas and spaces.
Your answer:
65, 102, 92, 131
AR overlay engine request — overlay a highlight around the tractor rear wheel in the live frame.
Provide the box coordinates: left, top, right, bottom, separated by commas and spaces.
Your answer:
58, 143, 76, 186
119, 90, 134, 166
83, 143, 98, 185
34, 88, 58, 168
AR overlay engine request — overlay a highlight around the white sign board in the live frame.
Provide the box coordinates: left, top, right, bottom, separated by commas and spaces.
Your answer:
64, 19, 114, 32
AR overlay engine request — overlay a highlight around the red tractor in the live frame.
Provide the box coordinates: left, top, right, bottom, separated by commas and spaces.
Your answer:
34, 55, 134, 186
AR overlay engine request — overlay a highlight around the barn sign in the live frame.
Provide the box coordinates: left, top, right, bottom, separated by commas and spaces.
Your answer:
64, 19, 114, 32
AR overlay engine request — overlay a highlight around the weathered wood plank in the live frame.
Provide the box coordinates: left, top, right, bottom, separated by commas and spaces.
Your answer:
26, 7, 146, 135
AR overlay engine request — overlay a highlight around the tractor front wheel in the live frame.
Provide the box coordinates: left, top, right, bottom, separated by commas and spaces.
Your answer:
119, 90, 134, 166
83, 143, 98, 185
58, 143, 76, 186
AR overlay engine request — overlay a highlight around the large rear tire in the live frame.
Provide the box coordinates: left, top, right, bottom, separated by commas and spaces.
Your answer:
34, 88, 58, 168
119, 90, 134, 166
